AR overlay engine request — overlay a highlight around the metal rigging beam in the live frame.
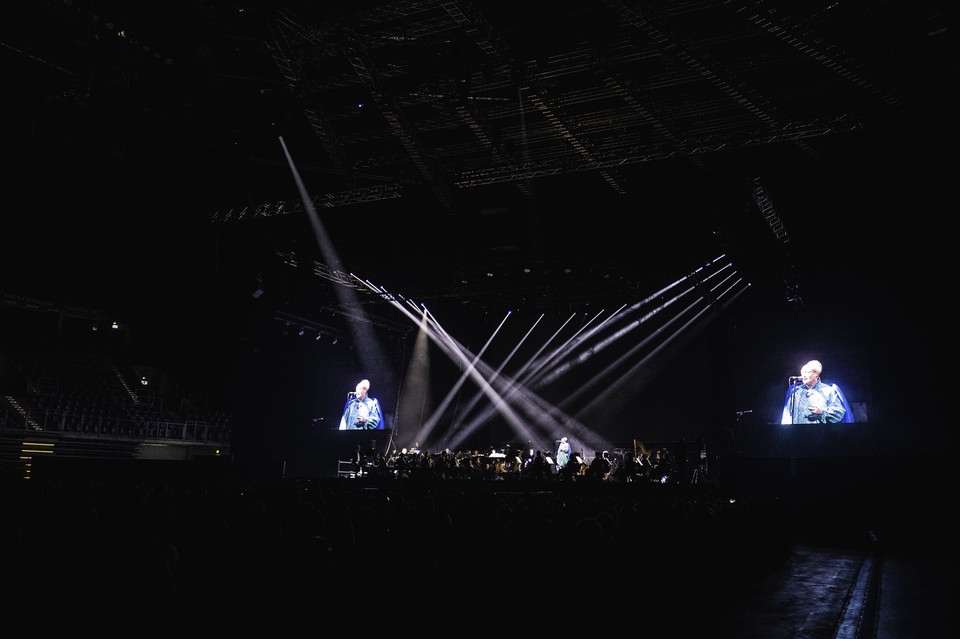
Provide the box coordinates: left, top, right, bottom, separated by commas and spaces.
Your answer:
344, 33, 456, 210
209, 183, 402, 223
453, 115, 862, 187
752, 177, 804, 311
524, 90, 628, 195
266, 12, 352, 175
601, 0, 822, 159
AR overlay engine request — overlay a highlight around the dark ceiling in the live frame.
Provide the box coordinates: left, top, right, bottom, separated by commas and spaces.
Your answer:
1, 0, 954, 345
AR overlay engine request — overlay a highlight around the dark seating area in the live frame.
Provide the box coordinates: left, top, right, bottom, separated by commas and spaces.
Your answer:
3, 449, 954, 635
1, 463, 786, 624
1, 324, 232, 451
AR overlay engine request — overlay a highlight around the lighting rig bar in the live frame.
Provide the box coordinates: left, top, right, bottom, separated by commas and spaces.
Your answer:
453, 116, 862, 187
272, 310, 348, 343
275, 251, 366, 293
209, 183, 402, 223
752, 177, 804, 311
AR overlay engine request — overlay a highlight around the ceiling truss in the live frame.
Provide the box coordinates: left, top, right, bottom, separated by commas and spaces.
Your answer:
241, 0, 894, 210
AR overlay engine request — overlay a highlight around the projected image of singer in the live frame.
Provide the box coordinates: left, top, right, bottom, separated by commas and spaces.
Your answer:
781, 360, 853, 424
338, 379, 384, 430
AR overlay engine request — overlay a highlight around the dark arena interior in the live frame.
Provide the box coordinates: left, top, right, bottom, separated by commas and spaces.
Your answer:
1, 1, 955, 634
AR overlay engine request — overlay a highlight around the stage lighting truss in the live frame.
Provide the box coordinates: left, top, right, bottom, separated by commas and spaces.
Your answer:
752, 177, 805, 311
448, 257, 645, 312
273, 311, 348, 344
209, 183, 402, 223
276, 250, 369, 294
256, 1, 876, 210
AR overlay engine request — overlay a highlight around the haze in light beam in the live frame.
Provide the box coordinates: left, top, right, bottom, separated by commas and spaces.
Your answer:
279, 136, 387, 372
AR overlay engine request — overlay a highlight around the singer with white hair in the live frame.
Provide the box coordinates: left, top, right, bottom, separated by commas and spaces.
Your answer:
781, 360, 851, 424
556, 436, 571, 470
339, 379, 384, 430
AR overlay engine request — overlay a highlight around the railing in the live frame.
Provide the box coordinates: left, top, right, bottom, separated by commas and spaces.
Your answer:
1, 402, 230, 444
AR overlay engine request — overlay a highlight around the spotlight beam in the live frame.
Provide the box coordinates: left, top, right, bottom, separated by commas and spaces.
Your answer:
513, 308, 612, 390
395, 310, 431, 447
530, 304, 628, 383
399, 303, 605, 451
454, 260, 749, 449
415, 310, 560, 445
279, 137, 387, 370
414, 310, 512, 448
535, 289, 693, 389
577, 277, 750, 421
447, 310, 571, 429
439, 313, 546, 449
445, 307, 616, 423
557, 270, 743, 411
353, 278, 539, 443
443, 319, 613, 451
537, 259, 736, 391
445, 361, 602, 452
444, 309, 610, 440
351, 256, 748, 453
573, 271, 748, 418
529, 259, 728, 384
